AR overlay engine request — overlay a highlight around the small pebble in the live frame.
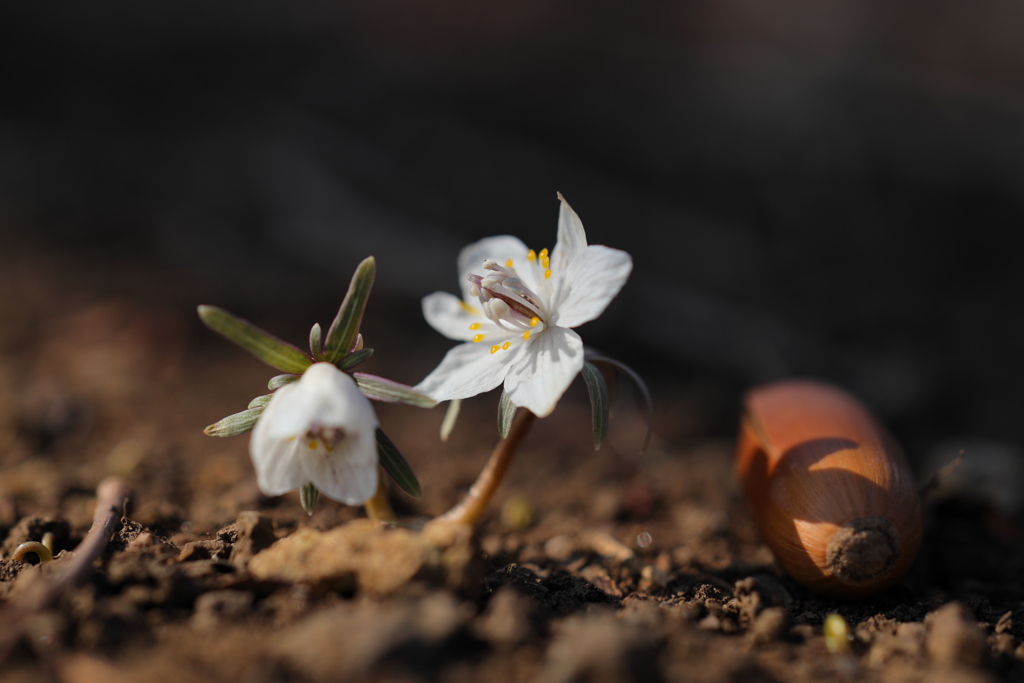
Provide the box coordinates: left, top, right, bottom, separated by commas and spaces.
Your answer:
926, 602, 987, 667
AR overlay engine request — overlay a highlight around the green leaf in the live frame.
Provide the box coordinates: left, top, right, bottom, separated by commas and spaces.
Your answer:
300, 482, 319, 516
198, 305, 313, 374
309, 322, 324, 361
580, 361, 610, 451
248, 394, 273, 410
268, 374, 300, 391
376, 429, 421, 498
324, 257, 376, 363
497, 390, 516, 439
337, 348, 374, 372
439, 399, 461, 443
354, 373, 436, 408
203, 407, 264, 437
585, 353, 653, 456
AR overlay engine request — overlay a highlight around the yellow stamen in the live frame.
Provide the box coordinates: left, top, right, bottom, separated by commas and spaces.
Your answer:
502, 341, 511, 350
505, 258, 514, 268
459, 300, 482, 315
469, 322, 481, 330
308, 440, 318, 450
527, 249, 536, 262
529, 316, 539, 327
473, 334, 485, 343
522, 330, 531, 340
539, 248, 549, 258
544, 269, 552, 280
490, 345, 500, 354
541, 255, 550, 267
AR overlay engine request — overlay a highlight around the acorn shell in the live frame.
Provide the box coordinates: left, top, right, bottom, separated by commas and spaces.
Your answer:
736, 380, 922, 598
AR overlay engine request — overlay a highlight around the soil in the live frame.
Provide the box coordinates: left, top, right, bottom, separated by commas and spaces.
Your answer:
2, 248, 1024, 683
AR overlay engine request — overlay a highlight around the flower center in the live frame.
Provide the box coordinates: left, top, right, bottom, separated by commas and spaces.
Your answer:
468, 259, 550, 328
303, 424, 345, 452
466, 253, 556, 353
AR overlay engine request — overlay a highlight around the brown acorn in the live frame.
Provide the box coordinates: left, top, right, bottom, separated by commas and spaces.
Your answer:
736, 380, 922, 598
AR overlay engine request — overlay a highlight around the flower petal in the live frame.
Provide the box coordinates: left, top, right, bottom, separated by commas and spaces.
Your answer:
504, 326, 584, 417
250, 400, 308, 496
422, 291, 492, 341
457, 235, 532, 300
297, 426, 379, 504
553, 245, 632, 329
415, 339, 524, 402
549, 193, 588, 283
267, 363, 378, 438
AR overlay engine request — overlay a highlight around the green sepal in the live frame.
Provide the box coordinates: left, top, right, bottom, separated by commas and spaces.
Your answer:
198, 305, 313, 375
203, 407, 264, 437
580, 361, 610, 451
268, 374, 300, 391
497, 390, 516, 439
309, 323, 324, 361
585, 353, 653, 456
324, 257, 375, 363
248, 394, 273, 410
376, 429, 422, 499
440, 399, 461, 443
300, 482, 319, 516
354, 373, 436, 408
337, 348, 374, 372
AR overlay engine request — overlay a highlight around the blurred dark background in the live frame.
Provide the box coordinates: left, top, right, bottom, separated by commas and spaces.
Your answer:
3, 1, 1024, 482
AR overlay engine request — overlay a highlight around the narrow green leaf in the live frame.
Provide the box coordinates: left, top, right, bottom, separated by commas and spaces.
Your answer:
198, 305, 313, 374
497, 390, 516, 439
300, 482, 319, 516
309, 323, 324, 361
581, 361, 610, 451
337, 348, 374, 372
376, 429, 421, 498
440, 399, 461, 443
354, 373, 436, 408
248, 394, 273, 410
203, 407, 263, 437
324, 257, 376, 363
585, 353, 653, 456
268, 374, 300, 391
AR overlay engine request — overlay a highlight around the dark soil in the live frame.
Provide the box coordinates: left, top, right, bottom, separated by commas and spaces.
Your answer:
2, 250, 1024, 683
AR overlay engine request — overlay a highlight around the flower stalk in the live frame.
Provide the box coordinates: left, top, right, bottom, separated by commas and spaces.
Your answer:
363, 475, 397, 522
439, 408, 537, 526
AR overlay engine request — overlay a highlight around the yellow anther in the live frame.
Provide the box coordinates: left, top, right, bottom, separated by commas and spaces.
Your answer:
527, 249, 537, 262
539, 248, 549, 258
469, 322, 481, 330
529, 316, 540, 327
308, 440, 319, 450
490, 345, 500, 354
522, 330, 531, 340
505, 258, 514, 268
544, 269, 552, 279
502, 341, 511, 350
473, 334, 485, 343
459, 300, 482, 315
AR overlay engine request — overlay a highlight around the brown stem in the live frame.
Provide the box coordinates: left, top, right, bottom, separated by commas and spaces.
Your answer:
0, 477, 130, 662
363, 470, 396, 522
439, 408, 536, 526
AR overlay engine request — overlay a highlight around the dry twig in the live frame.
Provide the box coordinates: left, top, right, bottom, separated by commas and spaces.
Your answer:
0, 477, 130, 663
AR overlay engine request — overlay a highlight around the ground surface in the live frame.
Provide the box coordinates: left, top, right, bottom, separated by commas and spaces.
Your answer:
1, 249, 1023, 683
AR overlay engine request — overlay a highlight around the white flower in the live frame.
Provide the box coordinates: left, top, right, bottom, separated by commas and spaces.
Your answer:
416, 194, 632, 417
251, 362, 379, 504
